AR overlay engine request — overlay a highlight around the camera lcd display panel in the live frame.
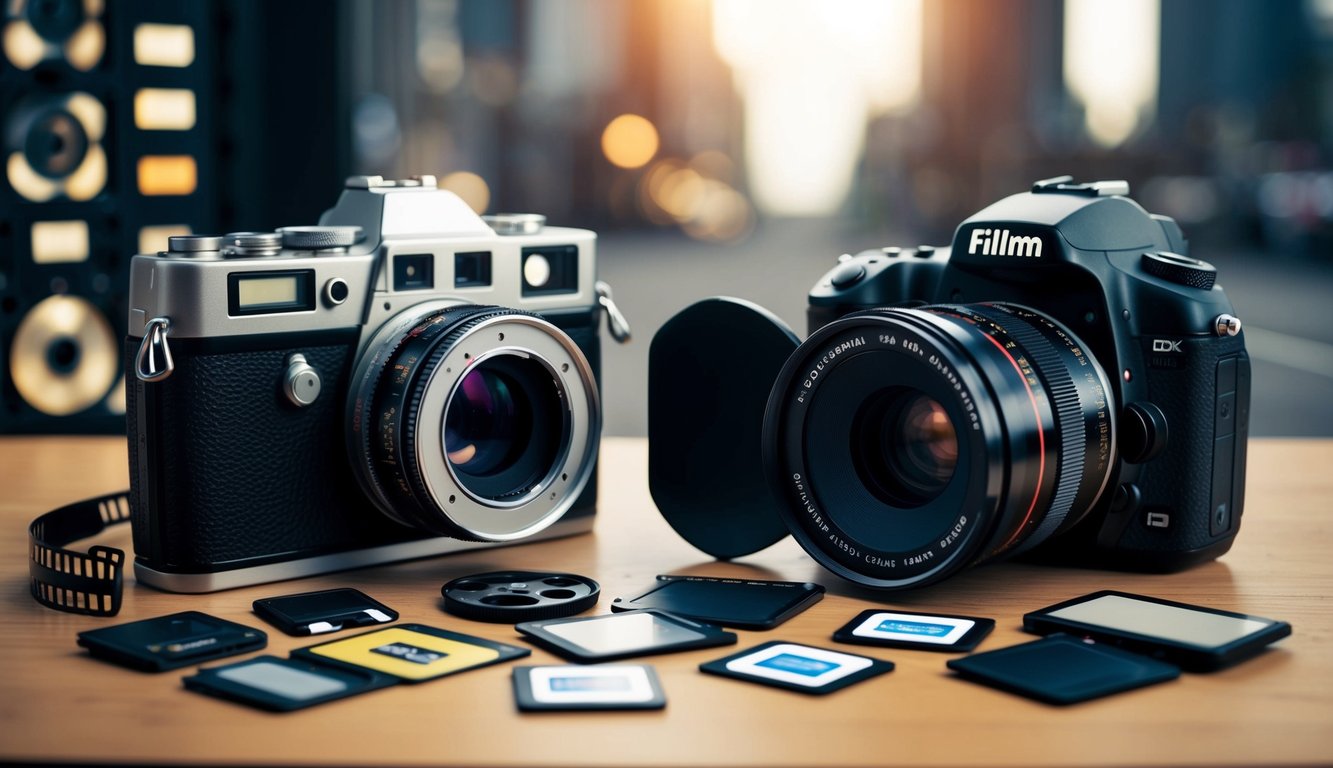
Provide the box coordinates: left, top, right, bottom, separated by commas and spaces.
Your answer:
516, 609, 736, 663
226, 270, 314, 316
700, 641, 893, 695
1024, 591, 1292, 671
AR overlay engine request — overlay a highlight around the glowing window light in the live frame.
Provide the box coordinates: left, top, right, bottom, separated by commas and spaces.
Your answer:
134, 88, 197, 130
138, 224, 191, 255
440, 171, 490, 214
137, 155, 197, 196
601, 114, 660, 170
133, 23, 195, 67
713, 0, 922, 216
1064, 0, 1160, 148
31, 220, 90, 264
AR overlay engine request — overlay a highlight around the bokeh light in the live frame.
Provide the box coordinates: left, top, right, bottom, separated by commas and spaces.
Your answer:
441, 171, 491, 214
601, 114, 660, 169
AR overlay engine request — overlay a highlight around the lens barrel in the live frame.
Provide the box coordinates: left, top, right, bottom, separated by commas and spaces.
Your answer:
762, 303, 1116, 589
348, 303, 599, 541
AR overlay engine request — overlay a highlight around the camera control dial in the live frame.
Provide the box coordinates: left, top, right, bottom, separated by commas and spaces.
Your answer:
1141, 251, 1217, 290
279, 225, 364, 250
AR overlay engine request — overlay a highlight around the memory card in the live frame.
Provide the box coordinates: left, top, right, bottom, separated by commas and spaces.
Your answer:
946, 634, 1180, 705
516, 609, 737, 663
77, 611, 267, 672
611, 575, 824, 630
512, 665, 666, 711
290, 623, 529, 682
833, 608, 995, 652
253, 588, 398, 636
183, 655, 398, 712
699, 641, 894, 695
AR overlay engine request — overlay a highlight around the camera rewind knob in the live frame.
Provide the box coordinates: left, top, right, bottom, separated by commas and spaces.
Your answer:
283, 354, 322, 407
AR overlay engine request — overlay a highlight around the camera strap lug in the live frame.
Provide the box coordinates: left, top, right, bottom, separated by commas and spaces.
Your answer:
596, 281, 632, 344
135, 317, 175, 382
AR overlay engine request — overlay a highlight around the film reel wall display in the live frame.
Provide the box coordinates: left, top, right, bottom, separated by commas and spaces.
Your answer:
2, 0, 214, 432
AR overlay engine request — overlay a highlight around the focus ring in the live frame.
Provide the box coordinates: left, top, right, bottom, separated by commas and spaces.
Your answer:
400, 306, 530, 539
966, 304, 1086, 552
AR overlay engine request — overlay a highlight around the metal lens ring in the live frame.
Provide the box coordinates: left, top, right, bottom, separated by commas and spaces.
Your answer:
348, 303, 599, 542
762, 302, 1115, 590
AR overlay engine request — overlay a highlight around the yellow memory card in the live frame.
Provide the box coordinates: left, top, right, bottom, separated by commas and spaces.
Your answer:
306, 626, 502, 681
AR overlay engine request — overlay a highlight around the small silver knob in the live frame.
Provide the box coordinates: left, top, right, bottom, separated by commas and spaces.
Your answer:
166, 235, 223, 254
283, 353, 321, 407
483, 213, 546, 236
225, 231, 283, 257
1215, 314, 1242, 337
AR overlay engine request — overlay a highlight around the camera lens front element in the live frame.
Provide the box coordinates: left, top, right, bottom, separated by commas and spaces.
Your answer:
853, 388, 958, 507
347, 303, 599, 541
763, 303, 1116, 589
443, 356, 564, 501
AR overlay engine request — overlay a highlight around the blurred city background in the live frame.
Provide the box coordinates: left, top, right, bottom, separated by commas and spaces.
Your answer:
3, 0, 1331, 435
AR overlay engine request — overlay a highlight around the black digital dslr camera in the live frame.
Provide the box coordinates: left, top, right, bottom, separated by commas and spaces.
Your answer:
649, 177, 1249, 590
126, 176, 628, 592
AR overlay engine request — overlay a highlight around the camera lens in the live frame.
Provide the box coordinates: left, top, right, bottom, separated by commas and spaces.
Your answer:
443, 357, 563, 500
763, 303, 1116, 590
347, 303, 599, 541
853, 388, 958, 507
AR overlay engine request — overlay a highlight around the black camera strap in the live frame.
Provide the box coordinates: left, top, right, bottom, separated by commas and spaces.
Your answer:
28, 492, 130, 617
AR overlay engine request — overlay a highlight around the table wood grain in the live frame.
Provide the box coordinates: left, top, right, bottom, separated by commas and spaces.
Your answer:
0, 436, 1330, 766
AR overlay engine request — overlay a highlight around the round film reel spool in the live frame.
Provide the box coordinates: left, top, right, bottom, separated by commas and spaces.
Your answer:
9, 295, 118, 416
442, 571, 600, 623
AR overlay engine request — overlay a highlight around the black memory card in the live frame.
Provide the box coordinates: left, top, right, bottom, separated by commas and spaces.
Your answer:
184, 655, 398, 712
77, 611, 267, 672
946, 634, 1180, 705
253, 588, 398, 636
611, 575, 824, 630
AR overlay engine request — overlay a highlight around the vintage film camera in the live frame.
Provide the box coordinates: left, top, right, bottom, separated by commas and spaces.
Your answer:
126, 175, 628, 592
650, 177, 1249, 590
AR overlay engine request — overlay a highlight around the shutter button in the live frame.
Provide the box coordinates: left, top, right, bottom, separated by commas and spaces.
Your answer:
829, 262, 866, 290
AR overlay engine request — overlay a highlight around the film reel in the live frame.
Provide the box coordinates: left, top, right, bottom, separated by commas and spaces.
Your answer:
9, 294, 118, 417
4, 91, 107, 202
2, 0, 106, 72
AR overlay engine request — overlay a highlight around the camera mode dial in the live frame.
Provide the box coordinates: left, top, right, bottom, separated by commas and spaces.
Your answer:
1141, 251, 1217, 290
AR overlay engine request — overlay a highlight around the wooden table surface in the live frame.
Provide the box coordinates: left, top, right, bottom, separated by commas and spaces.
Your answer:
0, 436, 1330, 767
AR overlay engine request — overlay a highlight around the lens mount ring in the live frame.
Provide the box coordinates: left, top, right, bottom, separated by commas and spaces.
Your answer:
409, 314, 598, 538
347, 302, 599, 542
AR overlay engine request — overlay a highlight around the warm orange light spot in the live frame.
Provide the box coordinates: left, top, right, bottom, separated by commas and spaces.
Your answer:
601, 114, 659, 170
137, 155, 197, 196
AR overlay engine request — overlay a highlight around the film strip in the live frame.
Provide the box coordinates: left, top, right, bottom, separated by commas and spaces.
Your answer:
29, 493, 130, 616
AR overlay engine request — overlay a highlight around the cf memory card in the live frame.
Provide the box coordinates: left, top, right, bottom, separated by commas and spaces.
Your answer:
78, 611, 267, 672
